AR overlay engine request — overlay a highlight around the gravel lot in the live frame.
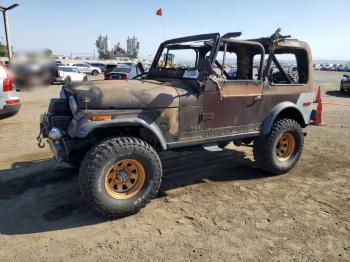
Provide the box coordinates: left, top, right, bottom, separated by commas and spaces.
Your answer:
0, 71, 349, 261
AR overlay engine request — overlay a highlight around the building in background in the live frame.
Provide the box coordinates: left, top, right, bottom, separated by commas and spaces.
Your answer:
96, 35, 139, 60
126, 36, 139, 58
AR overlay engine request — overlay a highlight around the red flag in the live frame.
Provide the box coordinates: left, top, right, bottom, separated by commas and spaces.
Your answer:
156, 8, 162, 16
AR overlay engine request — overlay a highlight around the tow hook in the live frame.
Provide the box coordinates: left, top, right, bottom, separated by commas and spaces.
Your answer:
37, 129, 45, 148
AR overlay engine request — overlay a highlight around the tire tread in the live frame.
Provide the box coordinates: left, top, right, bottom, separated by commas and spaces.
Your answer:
79, 136, 162, 218
253, 118, 304, 175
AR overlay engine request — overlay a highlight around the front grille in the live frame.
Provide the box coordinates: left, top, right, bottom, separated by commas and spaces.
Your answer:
46, 98, 73, 133
49, 115, 72, 132
48, 98, 71, 115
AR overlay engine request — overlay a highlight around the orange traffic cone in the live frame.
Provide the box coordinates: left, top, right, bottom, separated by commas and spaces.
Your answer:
313, 101, 325, 125
314, 86, 322, 103
312, 86, 325, 125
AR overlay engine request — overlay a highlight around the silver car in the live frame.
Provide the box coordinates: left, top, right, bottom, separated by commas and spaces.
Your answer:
71, 63, 101, 76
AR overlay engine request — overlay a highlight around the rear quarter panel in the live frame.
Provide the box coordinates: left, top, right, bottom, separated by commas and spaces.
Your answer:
0, 68, 7, 110
259, 40, 314, 125
0, 92, 4, 110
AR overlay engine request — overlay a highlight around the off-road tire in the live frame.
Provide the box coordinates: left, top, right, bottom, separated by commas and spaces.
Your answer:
92, 70, 98, 76
79, 136, 162, 218
253, 118, 304, 175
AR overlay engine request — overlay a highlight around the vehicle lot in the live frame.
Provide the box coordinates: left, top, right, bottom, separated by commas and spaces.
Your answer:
0, 71, 349, 261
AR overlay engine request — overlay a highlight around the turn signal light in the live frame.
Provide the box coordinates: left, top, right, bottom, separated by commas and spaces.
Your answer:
91, 115, 112, 121
303, 101, 312, 106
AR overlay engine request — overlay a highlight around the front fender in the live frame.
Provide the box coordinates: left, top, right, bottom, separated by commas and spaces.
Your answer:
67, 114, 167, 150
261, 101, 306, 135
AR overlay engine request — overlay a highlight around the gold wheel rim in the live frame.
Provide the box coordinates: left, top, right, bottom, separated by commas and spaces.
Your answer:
104, 159, 145, 199
275, 132, 296, 162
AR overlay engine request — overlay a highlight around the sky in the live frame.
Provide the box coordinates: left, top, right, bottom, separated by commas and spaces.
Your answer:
0, 0, 349, 60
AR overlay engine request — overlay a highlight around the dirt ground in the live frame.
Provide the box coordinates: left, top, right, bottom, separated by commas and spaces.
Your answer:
0, 71, 349, 261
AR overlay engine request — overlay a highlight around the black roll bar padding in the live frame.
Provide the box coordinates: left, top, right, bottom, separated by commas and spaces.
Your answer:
222, 32, 242, 39
215, 60, 230, 79
272, 56, 292, 84
263, 46, 275, 78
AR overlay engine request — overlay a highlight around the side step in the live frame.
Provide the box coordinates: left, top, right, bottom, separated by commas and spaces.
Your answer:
202, 143, 223, 152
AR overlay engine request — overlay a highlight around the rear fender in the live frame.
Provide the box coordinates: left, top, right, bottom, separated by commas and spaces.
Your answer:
261, 101, 306, 135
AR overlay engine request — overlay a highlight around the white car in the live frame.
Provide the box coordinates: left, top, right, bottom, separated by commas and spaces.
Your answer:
70, 63, 101, 75
0, 64, 20, 119
314, 64, 322, 70
104, 64, 141, 80
55, 66, 88, 84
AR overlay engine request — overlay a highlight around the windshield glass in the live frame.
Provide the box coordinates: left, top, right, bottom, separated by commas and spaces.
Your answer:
149, 34, 219, 79
158, 46, 198, 70
112, 67, 132, 73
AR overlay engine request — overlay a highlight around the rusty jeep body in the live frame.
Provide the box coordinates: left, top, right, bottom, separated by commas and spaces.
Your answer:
39, 29, 315, 217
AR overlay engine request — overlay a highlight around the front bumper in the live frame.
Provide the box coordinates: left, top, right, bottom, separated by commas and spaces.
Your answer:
40, 113, 91, 162
48, 139, 67, 161
45, 133, 90, 162
0, 103, 21, 119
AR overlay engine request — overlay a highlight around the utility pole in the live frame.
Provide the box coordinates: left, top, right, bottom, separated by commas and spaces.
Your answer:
0, 4, 19, 61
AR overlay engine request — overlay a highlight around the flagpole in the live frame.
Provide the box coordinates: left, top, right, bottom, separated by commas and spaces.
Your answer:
156, 8, 165, 41
161, 15, 165, 41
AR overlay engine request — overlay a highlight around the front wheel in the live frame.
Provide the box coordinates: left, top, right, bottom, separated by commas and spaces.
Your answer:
92, 70, 98, 76
253, 118, 304, 175
79, 137, 162, 218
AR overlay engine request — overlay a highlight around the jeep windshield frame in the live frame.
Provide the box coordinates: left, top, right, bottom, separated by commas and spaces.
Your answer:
148, 33, 220, 79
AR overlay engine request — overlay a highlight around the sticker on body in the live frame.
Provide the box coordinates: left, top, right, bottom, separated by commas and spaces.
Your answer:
183, 70, 199, 79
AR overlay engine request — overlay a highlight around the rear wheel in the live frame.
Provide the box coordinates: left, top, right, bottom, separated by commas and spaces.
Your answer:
79, 137, 162, 218
253, 118, 304, 175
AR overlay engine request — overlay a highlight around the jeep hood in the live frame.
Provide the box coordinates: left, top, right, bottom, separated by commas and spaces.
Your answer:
67, 79, 194, 109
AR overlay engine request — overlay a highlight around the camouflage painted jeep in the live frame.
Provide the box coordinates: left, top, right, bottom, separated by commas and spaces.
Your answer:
39, 29, 315, 217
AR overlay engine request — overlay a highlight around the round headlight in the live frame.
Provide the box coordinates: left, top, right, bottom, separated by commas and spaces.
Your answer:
68, 96, 78, 114
48, 127, 62, 140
